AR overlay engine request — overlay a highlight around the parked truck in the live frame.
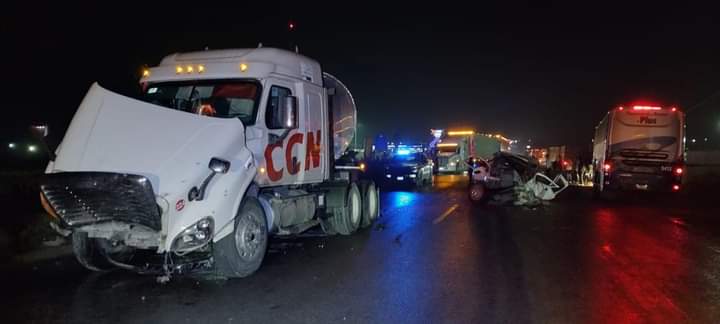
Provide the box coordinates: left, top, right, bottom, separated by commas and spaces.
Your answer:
37, 48, 380, 278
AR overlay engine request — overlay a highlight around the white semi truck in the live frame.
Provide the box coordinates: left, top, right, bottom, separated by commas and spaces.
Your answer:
37, 48, 380, 277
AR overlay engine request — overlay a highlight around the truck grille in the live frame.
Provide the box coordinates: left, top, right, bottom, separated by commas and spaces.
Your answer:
40, 172, 161, 231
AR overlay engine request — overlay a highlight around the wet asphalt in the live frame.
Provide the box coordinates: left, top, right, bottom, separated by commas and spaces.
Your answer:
2, 174, 720, 323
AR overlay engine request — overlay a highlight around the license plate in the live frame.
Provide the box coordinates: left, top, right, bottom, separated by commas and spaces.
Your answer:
633, 167, 654, 173
635, 184, 649, 190
396, 176, 404, 181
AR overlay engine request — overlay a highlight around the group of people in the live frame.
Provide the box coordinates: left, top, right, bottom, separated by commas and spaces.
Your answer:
548, 159, 594, 186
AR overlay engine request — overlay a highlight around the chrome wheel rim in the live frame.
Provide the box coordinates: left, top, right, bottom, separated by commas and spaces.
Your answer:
235, 211, 266, 262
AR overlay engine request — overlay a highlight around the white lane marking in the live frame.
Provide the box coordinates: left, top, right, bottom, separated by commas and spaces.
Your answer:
433, 204, 459, 224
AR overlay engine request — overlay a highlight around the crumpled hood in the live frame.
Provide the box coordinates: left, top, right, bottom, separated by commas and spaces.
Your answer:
51, 83, 247, 195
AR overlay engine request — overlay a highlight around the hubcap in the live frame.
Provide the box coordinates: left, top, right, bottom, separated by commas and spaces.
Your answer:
235, 211, 265, 262
470, 185, 484, 201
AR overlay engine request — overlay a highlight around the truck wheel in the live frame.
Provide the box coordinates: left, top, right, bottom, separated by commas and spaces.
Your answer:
360, 180, 380, 228
330, 183, 362, 235
72, 232, 114, 272
214, 197, 268, 278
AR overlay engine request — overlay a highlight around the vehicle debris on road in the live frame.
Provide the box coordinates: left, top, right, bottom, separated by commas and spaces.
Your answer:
468, 152, 569, 206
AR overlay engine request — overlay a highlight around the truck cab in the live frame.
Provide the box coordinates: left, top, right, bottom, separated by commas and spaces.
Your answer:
39, 48, 380, 278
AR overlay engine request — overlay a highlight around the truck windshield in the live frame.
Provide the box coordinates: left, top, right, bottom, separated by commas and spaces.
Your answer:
141, 80, 261, 125
438, 146, 458, 154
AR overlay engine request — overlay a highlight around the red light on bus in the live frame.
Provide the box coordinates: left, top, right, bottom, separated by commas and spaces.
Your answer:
617, 106, 624, 111
671, 107, 677, 112
672, 184, 680, 191
603, 163, 611, 172
675, 167, 683, 175
632, 105, 662, 111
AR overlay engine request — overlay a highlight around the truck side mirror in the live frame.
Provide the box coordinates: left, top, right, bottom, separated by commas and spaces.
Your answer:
208, 157, 231, 174
281, 96, 298, 129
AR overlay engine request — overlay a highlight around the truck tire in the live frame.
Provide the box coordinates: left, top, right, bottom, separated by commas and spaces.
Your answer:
72, 232, 114, 272
330, 183, 362, 235
214, 197, 268, 278
360, 180, 380, 228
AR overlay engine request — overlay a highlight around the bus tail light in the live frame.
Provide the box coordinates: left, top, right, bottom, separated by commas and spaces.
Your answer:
603, 162, 612, 172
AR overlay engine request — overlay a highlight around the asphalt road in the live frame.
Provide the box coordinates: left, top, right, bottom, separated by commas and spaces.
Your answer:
2, 174, 720, 323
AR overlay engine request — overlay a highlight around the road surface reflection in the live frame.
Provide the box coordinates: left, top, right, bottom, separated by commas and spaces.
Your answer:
587, 207, 690, 323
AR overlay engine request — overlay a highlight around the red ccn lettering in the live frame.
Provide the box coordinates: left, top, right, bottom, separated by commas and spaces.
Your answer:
286, 133, 304, 175
264, 142, 284, 181
305, 130, 322, 170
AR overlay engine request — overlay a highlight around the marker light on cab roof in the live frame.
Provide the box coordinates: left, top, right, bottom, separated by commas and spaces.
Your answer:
198, 65, 205, 73
142, 69, 150, 77
176, 66, 184, 74
240, 63, 248, 72
186, 65, 194, 73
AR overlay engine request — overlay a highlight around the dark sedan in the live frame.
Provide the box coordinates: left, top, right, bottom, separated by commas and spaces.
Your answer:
383, 152, 433, 188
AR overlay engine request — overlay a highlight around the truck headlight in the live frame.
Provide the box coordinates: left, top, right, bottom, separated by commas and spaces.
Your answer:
172, 217, 214, 252
412, 167, 418, 173
409, 174, 417, 178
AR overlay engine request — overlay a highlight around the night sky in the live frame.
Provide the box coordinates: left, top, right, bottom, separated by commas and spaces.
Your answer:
4, 3, 720, 150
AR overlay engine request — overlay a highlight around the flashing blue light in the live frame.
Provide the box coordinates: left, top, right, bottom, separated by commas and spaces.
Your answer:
397, 149, 411, 155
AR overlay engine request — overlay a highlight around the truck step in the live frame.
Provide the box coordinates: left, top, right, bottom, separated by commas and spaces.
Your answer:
277, 220, 321, 235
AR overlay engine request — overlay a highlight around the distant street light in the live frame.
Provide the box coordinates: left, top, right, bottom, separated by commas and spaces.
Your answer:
28, 145, 37, 153
8, 143, 15, 149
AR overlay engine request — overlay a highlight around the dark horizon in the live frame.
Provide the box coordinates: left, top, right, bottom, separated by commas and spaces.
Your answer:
4, 3, 720, 150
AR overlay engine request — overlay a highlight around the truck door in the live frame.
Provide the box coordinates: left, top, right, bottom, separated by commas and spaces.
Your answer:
259, 80, 307, 186
300, 82, 326, 183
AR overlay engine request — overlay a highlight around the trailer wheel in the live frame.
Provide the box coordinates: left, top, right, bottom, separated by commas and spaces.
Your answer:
360, 180, 380, 228
72, 232, 114, 272
214, 197, 268, 278
330, 183, 362, 235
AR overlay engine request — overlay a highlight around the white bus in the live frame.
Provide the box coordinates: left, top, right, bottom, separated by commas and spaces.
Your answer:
593, 105, 685, 195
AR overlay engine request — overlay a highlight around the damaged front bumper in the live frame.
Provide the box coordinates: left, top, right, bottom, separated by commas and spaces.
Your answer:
40, 172, 162, 231
40, 172, 217, 275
